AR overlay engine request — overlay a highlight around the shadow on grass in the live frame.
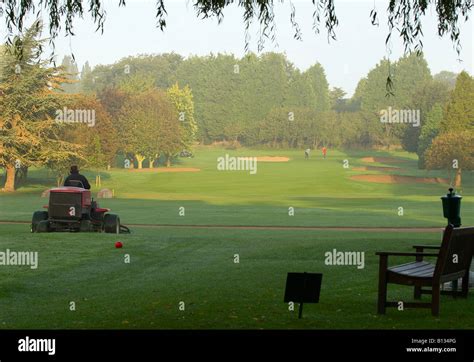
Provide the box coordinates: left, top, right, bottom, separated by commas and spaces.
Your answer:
2, 168, 114, 193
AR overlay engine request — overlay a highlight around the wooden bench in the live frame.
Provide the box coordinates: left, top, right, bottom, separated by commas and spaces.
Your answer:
376, 225, 474, 316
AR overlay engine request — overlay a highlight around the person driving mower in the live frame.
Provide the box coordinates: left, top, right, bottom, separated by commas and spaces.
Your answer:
64, 165, 91, 189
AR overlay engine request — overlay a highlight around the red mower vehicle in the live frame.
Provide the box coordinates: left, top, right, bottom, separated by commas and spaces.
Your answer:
31, 185, 130, 234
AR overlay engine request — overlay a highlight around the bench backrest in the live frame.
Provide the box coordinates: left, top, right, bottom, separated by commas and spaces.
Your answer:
435, 225, 474, 280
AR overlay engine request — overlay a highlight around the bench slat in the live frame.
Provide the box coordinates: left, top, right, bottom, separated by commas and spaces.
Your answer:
389, 261, 431, 273
389, 261, 435, 277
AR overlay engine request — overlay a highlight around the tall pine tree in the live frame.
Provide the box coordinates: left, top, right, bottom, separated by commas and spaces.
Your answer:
0, 21, 81, 191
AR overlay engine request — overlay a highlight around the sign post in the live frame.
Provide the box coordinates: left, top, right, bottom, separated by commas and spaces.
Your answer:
284, 272, 322, 319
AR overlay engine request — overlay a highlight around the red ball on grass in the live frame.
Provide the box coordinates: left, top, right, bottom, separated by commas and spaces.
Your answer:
115, 241, 123, 248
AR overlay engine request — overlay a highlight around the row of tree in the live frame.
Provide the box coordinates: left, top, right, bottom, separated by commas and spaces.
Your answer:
76, 52, 330, 143
72, 49, 474, 186
74, 51, 468, 144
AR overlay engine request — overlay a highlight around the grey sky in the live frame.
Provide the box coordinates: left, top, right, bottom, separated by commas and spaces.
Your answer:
45, 0, 473, 96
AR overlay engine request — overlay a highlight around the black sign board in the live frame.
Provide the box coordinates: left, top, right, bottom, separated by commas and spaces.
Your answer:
284, 272, 322, 318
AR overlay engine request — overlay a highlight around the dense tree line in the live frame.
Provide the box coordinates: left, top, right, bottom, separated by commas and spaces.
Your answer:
78, 51, 470, 149
80, 52, 330, 144
78, 50, 473, 185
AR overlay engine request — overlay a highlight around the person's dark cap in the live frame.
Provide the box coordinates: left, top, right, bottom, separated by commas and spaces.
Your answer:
70, 165, 79, 174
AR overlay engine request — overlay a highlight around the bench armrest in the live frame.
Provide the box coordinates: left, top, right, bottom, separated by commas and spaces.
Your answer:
376, 251, 439, 257
412, 245, 441, 250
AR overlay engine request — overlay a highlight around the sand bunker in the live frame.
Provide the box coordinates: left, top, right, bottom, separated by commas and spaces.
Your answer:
361, 157, 409, 164
351, 174, 448, 184
255, 156, 289, 162
129, 167, 201, 173
352, 166, 401, 171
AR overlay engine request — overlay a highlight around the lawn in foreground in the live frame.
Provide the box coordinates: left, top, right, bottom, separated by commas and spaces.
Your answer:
0, 224, 472, 329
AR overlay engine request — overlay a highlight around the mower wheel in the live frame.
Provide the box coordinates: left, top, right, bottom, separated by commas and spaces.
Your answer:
80, 220, 92, 232
104, 214, 120, 234
32, 211, 48, 233
36, 220, 51, 233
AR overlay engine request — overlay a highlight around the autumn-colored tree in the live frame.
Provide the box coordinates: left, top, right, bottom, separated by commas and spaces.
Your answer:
69, 94, 118, 167
97, 87, 130, 120
158, 108, 183, 167
0, 21, 82, 191
424, 131, 474, 187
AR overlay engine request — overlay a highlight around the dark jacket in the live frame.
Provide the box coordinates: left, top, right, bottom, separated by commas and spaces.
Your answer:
64, 172, 91, 189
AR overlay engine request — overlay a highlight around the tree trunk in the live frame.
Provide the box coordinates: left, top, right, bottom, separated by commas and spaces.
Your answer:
454, 168, 462, 188
4, 164, 16, 192
136, 154, 146, 169
149, 159, 155, 168
166, 156, 171, 167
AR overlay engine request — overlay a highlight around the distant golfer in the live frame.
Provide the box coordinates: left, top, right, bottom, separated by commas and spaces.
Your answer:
64, 165, 91, 189
322, 146, 327, 159
304, 148, 311, 159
